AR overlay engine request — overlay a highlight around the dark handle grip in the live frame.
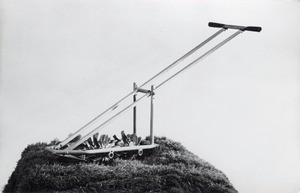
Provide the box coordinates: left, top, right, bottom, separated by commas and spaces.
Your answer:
208, 22, 225, 28
208, 22, 262, 32
244, 26, 262, 32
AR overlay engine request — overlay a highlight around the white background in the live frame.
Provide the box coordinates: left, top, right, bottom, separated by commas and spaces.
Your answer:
1, 0, 299, 192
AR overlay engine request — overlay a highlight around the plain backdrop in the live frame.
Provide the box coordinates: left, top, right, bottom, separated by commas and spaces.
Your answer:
1, 0, 299, 193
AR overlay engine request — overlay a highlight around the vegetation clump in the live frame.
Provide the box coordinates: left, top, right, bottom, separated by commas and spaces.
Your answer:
4, 137, 237, 193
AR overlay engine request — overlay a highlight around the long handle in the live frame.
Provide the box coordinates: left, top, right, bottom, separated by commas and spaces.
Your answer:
56, 28, 226, 148
66, 30, 244, 150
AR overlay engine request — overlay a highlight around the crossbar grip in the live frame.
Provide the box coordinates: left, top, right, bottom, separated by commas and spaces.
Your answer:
208, 22, 262, 32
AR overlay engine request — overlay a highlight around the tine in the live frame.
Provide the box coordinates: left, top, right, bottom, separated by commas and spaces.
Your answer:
93, 133, 100, 148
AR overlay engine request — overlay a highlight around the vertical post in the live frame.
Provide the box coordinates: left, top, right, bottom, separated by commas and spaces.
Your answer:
133, 83, 137, 135
150, 85, 154, 145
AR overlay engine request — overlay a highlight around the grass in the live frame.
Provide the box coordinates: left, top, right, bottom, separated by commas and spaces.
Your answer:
3, 136, 237, 193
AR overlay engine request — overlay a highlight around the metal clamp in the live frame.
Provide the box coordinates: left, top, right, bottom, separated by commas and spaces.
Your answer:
136, 87, 155, 96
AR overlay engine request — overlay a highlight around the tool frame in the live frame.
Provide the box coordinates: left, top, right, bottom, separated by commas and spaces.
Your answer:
46, 22, 261, 162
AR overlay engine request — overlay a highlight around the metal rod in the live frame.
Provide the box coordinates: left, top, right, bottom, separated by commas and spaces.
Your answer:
50, 144, 159, 155
66, 93, 150, 150
155, 30, 243, 90
133, 82, 137, 135
140, 28, 226, 88
150, 85, 154, 145
56, 29, 225, 148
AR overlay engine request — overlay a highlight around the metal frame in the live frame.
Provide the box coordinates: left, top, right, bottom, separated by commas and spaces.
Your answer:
46, 22, 261, 162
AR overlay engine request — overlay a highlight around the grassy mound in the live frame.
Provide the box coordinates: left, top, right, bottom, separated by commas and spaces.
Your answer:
4, 137, 237, 193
